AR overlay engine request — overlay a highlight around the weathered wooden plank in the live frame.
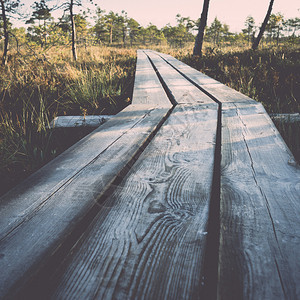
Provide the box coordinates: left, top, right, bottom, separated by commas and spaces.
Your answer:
152, 50, 220, 85
219, 102, 300, 299
144, 50, 216, 105
0, 104, 165, 241
47, 103, 218, 300
270, 113, 300, 124
0, 104, 172, 299
132, 50, 171, 106
154, 50, 256, 105
49, 115, 112, 128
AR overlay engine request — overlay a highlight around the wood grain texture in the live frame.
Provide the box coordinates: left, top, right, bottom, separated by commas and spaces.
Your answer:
219, 102, 300, 299
144, 50, 215, 105
132, 50, 171, 106
0, 104, 167, 240
0, 47, 171, 249
0, 105, 171, 299
49, 103, 218, 300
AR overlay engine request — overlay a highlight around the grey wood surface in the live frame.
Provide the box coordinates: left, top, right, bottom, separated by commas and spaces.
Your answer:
219, 102, 300, 299
152, 51, 220, 86
132, 50, 171, 106
270, 113, 300, 124
144, 50, 216, 105
0, 104, 167, 240
50, 103, 218, 300
49, 115, 112, 128
0, 104, 171, 299
155, 50, 256, 105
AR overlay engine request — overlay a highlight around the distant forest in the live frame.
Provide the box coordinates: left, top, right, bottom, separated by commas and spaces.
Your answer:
1, 0, 300, 51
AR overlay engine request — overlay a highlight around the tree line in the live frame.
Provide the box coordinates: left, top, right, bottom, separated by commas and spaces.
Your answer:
0, 0, 300, 63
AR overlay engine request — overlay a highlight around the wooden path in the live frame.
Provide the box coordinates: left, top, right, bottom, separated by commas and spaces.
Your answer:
0, 50, 299, 300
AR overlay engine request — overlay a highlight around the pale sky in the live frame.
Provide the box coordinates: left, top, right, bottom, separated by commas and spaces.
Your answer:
20, 0, 300, 33
93, 0, 299, 32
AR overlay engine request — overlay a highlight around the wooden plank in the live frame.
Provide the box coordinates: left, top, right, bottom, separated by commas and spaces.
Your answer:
152, 50, 220, 85
46, 103, 218, 299
132, 50, 171, 106
270, 113, 300, 124
0, 104, 171, 299
144, 50, 216, 105
219, 102, 300, 299
154, 50, 256, 105
196, 83, 256, 105
0, 104, 164, 241
49, 115, 112, 128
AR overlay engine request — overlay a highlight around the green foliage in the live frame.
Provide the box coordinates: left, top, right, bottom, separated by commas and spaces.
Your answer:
242, 15, 255, 45
0, 0, 20, 14
142, 24, 166, 45
27, 0, 52, 24
127, 18, 141, 46
204, 17, 235, 46
163, 24, 194, 47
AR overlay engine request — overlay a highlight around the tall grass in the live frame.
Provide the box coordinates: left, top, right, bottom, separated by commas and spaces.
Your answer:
0, 46, 136, 195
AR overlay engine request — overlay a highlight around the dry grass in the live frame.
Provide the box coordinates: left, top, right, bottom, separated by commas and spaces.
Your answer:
0, 46, 136, 195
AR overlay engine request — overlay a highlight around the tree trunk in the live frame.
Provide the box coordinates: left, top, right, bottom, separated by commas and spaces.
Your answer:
123, 28, 126, 47
44, 19, 47, 48
193, 0, 210, 56
0, 0, 8, 65
70, 0, 77, 61
252, 0, 274, 50
110, 24, 113, 44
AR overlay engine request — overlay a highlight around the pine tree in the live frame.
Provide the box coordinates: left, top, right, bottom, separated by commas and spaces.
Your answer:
0, 0, 20, 65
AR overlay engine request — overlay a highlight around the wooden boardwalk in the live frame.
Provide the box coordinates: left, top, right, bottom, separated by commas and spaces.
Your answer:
0, 50, 299, 300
